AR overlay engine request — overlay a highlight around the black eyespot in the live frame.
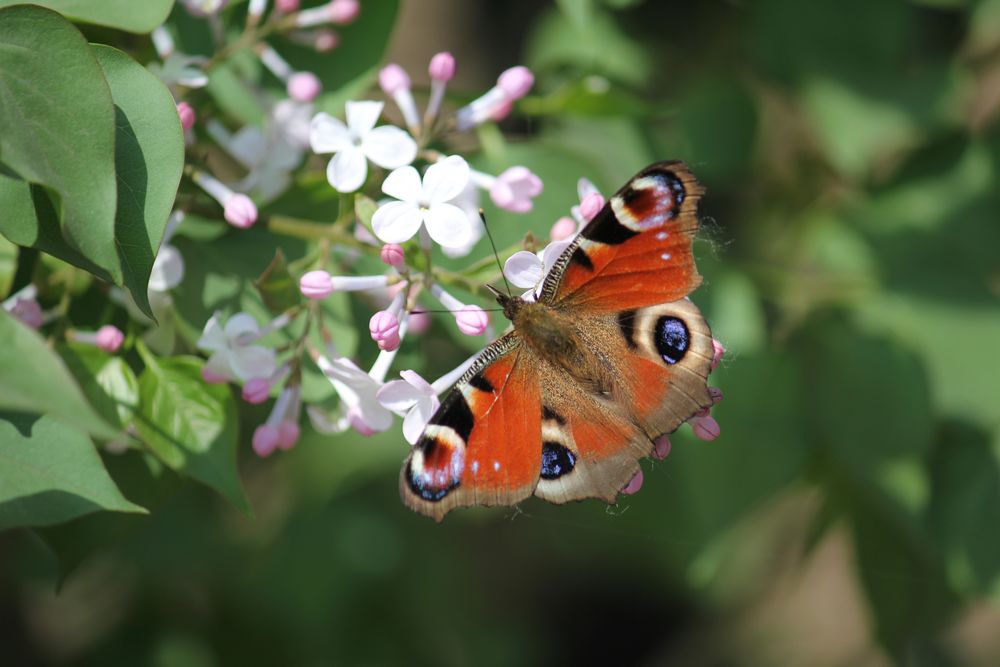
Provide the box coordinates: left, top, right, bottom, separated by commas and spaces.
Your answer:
406, 460, 458, 501
428, 394, 474, 442
655, 316, 689, 365
540, 442, 576, 480
406, 437, 462, 502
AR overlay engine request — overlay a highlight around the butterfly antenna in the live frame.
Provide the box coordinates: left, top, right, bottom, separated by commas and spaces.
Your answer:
480, 209, 513, 298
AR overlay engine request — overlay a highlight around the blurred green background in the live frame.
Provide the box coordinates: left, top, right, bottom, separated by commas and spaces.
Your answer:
4, 0, 1000, 664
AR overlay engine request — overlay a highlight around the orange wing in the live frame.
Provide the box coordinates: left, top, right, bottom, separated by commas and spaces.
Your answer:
540, 161, 704, 311
400, 334, 542, 521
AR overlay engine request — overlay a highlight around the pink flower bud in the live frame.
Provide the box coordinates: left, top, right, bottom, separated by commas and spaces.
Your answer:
287, 71, 322, 102
691, 415, 720, 442
652, 435, 672, 460
455, 305, 489, 336
497, 66, 534, 100
224, 194, 258, 229
277, 421, 300, 450
242, 377, 271, 404
95, 325, 124, 353
313, 29, 339, 52
711, 339, 725, 370
579, 192, 605, 222
379, 64, 410, 95
490, 99, 513, 122
550, 217, 577, 242
9, 298, 43, 329
489, 166, 543, 213
275, 0, 300, 12
201, 366, 229, 384
328, 0, 359, 24
429, 52, 456, 82
621, 469, 644, 495
369, 310, 401, 351
380, 243, 405, 267
253, 424, 280, 457
347, 405, 376, 436
709, 386, 724, 405
299, 270, 334, 299
176, 102, 196, 131
407, 310, 431, 335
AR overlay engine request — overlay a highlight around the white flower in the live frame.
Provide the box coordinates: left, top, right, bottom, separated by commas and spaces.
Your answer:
148, 244, 185, 293
371, 155, 474, 249
441, 179, 484, 258
227, 100, 312, 201
310, 100, 417, 192
149, 52, 209, 89
314, 355, 394, 434
503, 239, 572, 300
197, 312, 277, 382
376, 370, 440, 445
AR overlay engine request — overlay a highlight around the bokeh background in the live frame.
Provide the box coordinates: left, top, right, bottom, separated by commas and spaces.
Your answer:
3, 0, 1000, 664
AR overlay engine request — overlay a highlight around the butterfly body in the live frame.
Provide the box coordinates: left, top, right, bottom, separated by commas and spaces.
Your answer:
403, 162, 715, 521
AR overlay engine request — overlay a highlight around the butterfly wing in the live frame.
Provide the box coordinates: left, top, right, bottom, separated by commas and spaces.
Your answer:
533, 299, 715, 504
540, 161, 704, 311
400, 333, 543, 521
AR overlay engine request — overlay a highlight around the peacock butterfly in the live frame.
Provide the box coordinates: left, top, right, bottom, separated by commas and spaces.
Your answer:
402, 162, 715, 521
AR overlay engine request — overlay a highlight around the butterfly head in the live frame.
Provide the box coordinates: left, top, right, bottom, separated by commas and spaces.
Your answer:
486, 284, 524, 322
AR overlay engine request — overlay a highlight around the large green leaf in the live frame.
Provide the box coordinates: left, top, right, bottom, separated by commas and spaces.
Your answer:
0, 310, 117, 440
0, 0, 174, 33
0, 5, 120, 282
60, 343, 140, 430
0, 412, 145, 531
135, 351, 249, 512
93, 45, 185, 319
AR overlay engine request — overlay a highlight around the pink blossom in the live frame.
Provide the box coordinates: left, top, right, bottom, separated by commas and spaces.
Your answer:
253, 424, 280, 457
712, 339, 725, 370
550, 217, 577, 241
380, 243, 405, 267
651, 435, 672, 460
690, 415, 721, 441
429, 52, 456, 82
299, 270, 334, 299
578, 192, 605, 222
275, 0, 300, 11
621, 469, 644, 495
242, 377, 271, 404
369, 310, 401, 351
176, 102, 196, 131
489, 166, 543, 213
201, 366, 230, 384
328, 0, 359, 24
224, 193, 258, 228
287, 71, 322, 102
455, 305, 489, 336
95, 325, 124, 353
497, 66, 534, 99
379, 64, 410, 95
277, 421, 300, 450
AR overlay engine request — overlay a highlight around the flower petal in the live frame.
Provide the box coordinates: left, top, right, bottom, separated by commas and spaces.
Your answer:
423, 202, 473, 249
197, 312, 228, 351
309, 112, 352, 154
229, 345, 277, 382
223, 312, 261, 343
372, 200, 423, 244
423, 155, 470, 204
380, 165, 423, 202
402, 398, 439, 445
541, 239, 573, 273
204, 351, 235, 380
345, 100, 383, 136
503, 251, 544, 289
326, 147, 368, 192
376, 379, 421, 413
362, 126, 417, 169
149, 244, 185, 292
399, 369, 435, 397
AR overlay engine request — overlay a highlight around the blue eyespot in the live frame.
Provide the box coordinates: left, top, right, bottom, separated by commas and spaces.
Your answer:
655, 316, 689, 365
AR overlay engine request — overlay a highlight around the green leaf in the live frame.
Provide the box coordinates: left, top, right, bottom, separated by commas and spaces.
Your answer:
60, 344, 139, 430
93, 45, 185, 319
0, 412, 145, 531
135, 351, 249, 512
0, 309, 117, 440
254, 248, 302, 315
0, 0, 174, 33
0, 5, 120, 282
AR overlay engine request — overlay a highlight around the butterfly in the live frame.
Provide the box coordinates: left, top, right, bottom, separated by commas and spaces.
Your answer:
402, 161, 715, 521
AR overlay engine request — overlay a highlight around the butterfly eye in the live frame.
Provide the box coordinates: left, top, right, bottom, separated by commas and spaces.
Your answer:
540, 442, 576, 480
654, 316, 689, 365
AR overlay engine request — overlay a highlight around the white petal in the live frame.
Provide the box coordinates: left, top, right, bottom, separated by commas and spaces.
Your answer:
380, 165, 423, 202
402, 399, 439, 446
362, 126, 417, 169
541, 240, 573, 273
400, 369, 435, 397
309, 112, 352, 154
577, 177, 600, 201
326, 147, 368, 192
197, 312, 228, 351
223, 312, 261, 343
227, 126, 267, 167
345, 100, 384, 136
148, 244, 185, 292
423, 156, 470, 204
376, 379, 421, 413
204, 351, 235, 379
504, 251, 544, 289
371, 201, 422, 244
423, 203, 473, 249
229, 345, 277, 382
357, 400, 395, 432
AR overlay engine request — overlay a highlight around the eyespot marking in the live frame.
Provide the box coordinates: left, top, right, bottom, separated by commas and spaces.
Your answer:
428, 393, 474, 442
542, 406, 567, 424
407, 434, 464, 502
655, 316, 689, 365
468, 373, 495, 394
569, 247, 595, 271
617, 309, 638, 350
540, 441, 577, 479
